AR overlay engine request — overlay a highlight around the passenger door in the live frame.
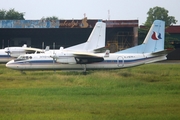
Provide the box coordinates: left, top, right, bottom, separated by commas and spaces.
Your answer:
117, 56, 124, 67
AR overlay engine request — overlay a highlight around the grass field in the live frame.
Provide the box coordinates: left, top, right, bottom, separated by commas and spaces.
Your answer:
0, 63, 180, 120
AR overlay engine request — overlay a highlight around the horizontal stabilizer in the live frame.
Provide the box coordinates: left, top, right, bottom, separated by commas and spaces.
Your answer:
151, 49, 174, 55
93, 47, 108, 53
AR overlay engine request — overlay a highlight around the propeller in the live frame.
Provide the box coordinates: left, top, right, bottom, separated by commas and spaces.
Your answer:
49, 43, 57, 62
52, 42, 56, 61
52, 42, 56, 72
7, 40, 11, 59
50, 52, 57, 63
5, 40, 11, 58
5, 47, 10, 56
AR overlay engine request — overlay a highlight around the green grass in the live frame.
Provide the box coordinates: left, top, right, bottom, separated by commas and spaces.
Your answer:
0, 64, 180, 120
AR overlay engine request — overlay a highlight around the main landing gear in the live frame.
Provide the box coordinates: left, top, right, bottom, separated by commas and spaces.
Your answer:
20, 70, 26, 74
83, 64, 87, 75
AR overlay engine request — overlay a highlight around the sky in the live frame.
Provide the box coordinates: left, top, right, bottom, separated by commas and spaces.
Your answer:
1, 0, 180, 25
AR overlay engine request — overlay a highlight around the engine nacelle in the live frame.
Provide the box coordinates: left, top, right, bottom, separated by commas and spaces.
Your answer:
56, 57, 77, 64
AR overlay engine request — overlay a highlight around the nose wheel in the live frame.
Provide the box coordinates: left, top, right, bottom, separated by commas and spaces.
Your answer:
83, 64, 87, 74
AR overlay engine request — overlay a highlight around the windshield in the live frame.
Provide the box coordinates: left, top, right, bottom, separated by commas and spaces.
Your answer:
15, 55, 32, 61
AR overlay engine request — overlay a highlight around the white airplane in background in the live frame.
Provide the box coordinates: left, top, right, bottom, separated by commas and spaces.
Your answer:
0, 44, 44, 63
6, 20, 170, 72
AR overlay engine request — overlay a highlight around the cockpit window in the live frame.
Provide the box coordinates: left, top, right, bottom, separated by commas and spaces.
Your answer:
15, 55, 32, 61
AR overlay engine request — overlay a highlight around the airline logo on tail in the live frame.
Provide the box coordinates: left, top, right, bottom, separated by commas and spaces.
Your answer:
151, 31, 162, 40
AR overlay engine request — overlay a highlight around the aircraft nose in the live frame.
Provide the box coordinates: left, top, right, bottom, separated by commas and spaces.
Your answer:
6, 60, 15, 69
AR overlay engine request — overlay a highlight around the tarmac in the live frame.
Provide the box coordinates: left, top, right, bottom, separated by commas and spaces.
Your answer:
155, 60, 180, 64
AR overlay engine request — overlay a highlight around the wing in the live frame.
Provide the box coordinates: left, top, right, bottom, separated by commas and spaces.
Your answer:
73, 52, 104, 64
24, 48, 44, 53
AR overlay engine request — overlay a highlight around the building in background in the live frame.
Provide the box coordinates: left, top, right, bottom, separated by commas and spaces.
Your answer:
0, 18, 138, 53
1, 17, 180, 59
165, 26, 180, 60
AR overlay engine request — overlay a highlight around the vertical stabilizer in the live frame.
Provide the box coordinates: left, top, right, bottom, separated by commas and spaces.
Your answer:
117, 20, 165, 54
65, 21, 106, 52
84, 21, 106, 51
142, 20, 165, 53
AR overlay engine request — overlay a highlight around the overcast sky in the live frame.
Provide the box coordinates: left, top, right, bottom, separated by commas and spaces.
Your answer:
1, 0, 180, 25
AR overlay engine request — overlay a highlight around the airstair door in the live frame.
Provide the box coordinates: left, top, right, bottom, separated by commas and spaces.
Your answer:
117, 56, 124, 67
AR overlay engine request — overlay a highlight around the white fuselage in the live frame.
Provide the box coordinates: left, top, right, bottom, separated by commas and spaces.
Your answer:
0, 49, 12, 63
0, 46, 28, 63
0, 44, 46, 63
6, 52, 167, 70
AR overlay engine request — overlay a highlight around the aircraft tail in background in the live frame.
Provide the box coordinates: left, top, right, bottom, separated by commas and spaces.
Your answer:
65, 21, 106, 52
117, 20, 165, 54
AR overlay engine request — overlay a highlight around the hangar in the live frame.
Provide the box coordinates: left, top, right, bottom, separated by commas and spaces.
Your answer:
164, 25, 180, 59
0, 18, 138, 53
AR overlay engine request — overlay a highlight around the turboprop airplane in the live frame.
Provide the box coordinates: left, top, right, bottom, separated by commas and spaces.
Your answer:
6, 20, 169, 72
0, 44, 44, 63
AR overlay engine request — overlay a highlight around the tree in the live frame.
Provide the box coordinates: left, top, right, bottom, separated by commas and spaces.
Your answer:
0, 8, 25, 20
139, 6, 179, 49
0, 9, 6, 19
165, 34, 178, 49
144, 6, 177, 26
41, 16, 58, 21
